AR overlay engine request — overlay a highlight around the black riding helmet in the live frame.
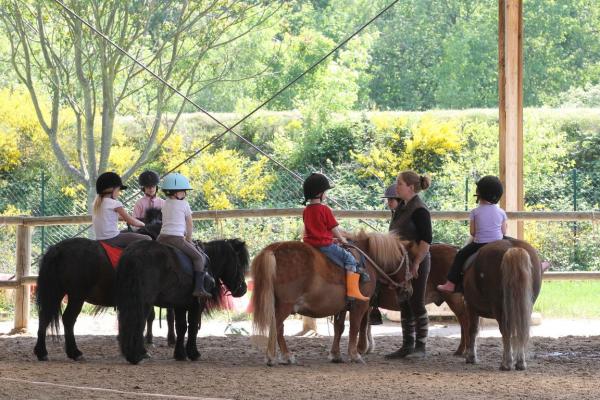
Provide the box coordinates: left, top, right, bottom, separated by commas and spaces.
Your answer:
138, 170, 160, 188
303, 173, 331, 203
476, 175, 504, 204
96, 172, 127, 194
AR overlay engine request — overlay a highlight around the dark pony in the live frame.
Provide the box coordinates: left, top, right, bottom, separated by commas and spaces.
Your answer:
463, 238, 542, 370
33, 208, 162, 361
363, 243, 468, 355
116, 238, 249, 364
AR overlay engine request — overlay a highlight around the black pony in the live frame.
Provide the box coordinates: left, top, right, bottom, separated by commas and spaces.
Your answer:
33, 208, 163, 361
116, 238, 249, 364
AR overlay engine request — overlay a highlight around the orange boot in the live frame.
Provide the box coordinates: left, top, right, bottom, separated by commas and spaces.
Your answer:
346, 272, 370, 301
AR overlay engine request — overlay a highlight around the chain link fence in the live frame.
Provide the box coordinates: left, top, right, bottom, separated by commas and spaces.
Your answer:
1, 167, 600, 275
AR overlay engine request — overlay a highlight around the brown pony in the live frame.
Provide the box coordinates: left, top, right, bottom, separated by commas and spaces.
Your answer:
462, 238, 542, 370
251, 231, 414, 365
363, 243, 468, 355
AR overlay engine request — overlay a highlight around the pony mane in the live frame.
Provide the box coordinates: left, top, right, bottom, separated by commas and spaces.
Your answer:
365, 232, 407, 272
344, 229, 408, 272
144, 207, 162, 223
197, 238, 249, 313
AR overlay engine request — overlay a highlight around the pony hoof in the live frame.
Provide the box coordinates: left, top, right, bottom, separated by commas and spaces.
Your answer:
37, 355, 49, 361
329, 356, 344, 364
350, 356, 365, 364
465, 356, 478, 364
453, 350, 465, 357
266, 359, 276, 367
500, 364, 512, 371
279, 355, 296, 365
73, 355, 85, 362
141, 352, 152, 360
515, 362, 526, 371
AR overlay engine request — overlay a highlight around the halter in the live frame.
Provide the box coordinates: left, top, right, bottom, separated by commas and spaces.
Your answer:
343, 241, 411, 288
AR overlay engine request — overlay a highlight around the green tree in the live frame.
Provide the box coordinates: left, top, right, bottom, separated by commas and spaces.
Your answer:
1, 0, 280, 208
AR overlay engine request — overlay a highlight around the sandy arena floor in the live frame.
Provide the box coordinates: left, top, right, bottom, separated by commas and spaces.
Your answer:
1, 315, 600, 400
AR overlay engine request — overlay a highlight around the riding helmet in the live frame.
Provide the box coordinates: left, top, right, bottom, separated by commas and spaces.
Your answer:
476, 175, 504, 204
161, 172, 193, 191
303, 173, 331, 202
382, 184, 400, 199
138, 170, 160, 188
96, 172, 127, 194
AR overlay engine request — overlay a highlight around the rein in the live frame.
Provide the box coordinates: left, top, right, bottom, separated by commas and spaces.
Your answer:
344, 242, 411, 288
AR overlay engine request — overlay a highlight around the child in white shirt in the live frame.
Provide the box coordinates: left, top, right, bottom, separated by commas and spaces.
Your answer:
92, 172, 150, 247
156, 173, 213, 299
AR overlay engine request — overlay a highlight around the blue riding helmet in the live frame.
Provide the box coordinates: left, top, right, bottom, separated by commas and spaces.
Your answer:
161, 173, 193, 191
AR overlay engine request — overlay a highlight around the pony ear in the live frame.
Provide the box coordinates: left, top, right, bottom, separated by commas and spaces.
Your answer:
230, 238, 245, 251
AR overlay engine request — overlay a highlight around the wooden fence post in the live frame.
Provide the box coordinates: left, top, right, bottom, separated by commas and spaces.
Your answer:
13, 224, 32, 333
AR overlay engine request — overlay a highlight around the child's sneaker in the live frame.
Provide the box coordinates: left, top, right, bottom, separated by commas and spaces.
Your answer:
436, 281, 455, 293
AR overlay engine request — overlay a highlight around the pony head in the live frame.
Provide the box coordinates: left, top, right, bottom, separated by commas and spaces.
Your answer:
200, 238, 249, 311
137, 208, 162, 239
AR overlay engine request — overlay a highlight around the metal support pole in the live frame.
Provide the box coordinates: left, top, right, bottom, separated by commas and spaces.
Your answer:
13, 225, 32, 333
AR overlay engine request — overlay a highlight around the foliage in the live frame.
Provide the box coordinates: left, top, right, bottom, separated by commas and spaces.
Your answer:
0, 0, 282, 206
558, 84, 600, 107
351, 115, 462, 181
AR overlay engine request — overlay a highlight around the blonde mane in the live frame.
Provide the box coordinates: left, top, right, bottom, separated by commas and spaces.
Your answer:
345, 230, 409, 273
367, 232, 407, 272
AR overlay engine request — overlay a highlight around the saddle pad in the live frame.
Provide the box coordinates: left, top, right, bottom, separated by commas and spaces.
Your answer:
172, 247, 194, 277
99, 241, 123, 269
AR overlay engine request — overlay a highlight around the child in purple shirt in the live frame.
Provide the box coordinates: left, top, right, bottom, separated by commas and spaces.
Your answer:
437, 176, 507, 293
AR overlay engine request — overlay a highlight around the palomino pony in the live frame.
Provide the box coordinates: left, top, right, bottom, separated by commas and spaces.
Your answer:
363, 243, 468, 355
462, 238, 542, 370
33, 209, 162, 361
252, 231, 414, 365
116, 238, 249, 364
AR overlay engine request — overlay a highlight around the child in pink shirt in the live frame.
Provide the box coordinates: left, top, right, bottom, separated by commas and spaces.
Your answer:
133, 170, 165, 221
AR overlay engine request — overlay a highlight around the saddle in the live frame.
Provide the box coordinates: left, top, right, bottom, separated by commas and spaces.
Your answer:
462, 252, 479, 273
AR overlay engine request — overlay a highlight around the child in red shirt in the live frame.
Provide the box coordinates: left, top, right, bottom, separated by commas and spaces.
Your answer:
302, 173, 369, 301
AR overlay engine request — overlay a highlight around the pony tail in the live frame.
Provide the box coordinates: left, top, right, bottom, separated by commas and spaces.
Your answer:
251, 249, 277, 337
92, 195, 103, 215
116, 249, 150, 364
36, 244, 65, 336
501, 247, 533, 350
